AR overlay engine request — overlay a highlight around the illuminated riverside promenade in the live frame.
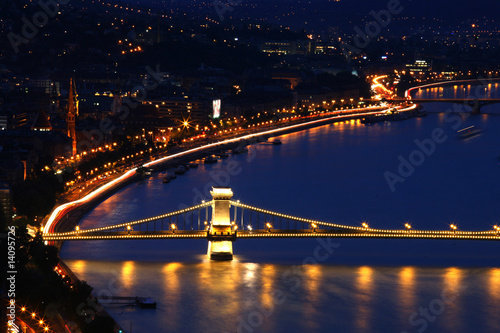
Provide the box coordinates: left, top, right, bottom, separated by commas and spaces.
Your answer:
43, 187, 500, 259
43, 103, 417, 237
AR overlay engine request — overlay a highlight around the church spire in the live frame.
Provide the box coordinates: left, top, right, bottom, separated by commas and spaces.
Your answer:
67, 78, 78, 156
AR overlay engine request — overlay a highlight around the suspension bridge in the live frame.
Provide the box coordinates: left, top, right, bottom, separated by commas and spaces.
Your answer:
42, 187, 500, 260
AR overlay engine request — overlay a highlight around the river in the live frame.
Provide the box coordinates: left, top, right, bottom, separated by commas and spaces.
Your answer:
61, 95, 500, 332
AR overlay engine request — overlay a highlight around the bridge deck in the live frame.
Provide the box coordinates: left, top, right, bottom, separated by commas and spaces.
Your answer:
42, 229, 500, 241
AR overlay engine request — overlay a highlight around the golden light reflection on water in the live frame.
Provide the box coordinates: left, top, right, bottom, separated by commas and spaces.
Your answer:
442, 267, 464, 332
487, 268, 500, 329
260, 264, 277, 310
489, 268, 500, 301
162, 262, 183, 331
242, 262, 259, 288
192, 261, 242, 332
69, 260, 86, 276
303, 265, 322, 304
301, 265, 323, 331
355, 266, 374, 331
398, 266, 416, 312
444, 267, 463, 291
121, 261, 135, 289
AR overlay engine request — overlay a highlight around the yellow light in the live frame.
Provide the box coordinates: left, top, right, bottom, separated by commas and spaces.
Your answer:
32, 313, 36, 318
75, 226, 80, 231
405, 223, 412, 230
362, 222, 369, 229
171, 224, 177, 230
21, 307, 26, 312
39, 320, 44, 325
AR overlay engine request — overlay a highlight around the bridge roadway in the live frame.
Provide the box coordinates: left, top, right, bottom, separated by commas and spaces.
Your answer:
394, 98, 500, 104
409, 98, 500, 102
42, 228, 500, 241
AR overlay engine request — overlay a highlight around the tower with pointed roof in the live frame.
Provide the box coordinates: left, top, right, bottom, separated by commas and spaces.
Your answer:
67, 78, 78, 156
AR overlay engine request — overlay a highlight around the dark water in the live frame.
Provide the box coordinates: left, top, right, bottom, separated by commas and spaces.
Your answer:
61, 102, 500, 332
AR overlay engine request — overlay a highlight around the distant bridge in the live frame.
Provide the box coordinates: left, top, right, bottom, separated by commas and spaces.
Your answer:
408, 98, 500, 114
43, 188, 500, 260
403, 79, 500, 113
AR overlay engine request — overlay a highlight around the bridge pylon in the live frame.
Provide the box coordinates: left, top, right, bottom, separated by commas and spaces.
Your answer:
208, 187, 236, 260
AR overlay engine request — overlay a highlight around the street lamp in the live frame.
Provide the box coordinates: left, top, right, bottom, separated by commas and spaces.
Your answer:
311, 223, 317, 232
450, 224, 457, 232
494, 225, 499, 234
171, 224, 177, 233
404, 223, 412, 230
362, 222, 369, 229
266, 223, 272, 232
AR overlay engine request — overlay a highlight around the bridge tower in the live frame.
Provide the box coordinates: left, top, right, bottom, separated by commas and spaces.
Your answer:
208, 187, 236, 260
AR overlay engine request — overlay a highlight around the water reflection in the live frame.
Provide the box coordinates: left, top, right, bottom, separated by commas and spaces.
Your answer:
355, 266, 374, 331
398, 266, 416, 313
487, 268, 500, 331
302, 265, 323, 331
260, 264, 277, 310
69, 260, 86, 276
489, 268, 500, 302
442, 267, 464, 332
193, 261, 241, 332
121, 261, 135, 289
162, 262, 182, 332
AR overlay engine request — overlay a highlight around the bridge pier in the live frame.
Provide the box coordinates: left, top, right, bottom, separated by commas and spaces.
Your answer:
470, 99, 481, 114
207, 187, 236, 260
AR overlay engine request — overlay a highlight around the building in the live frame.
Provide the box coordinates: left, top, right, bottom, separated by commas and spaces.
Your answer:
0, 182, 12, 225
144, 99, 212, 125
405, 60, 432, 74
0, 107, 28, 130
261, 40, 314, 55
31, 110, 52, 131
67, 79, 78, 156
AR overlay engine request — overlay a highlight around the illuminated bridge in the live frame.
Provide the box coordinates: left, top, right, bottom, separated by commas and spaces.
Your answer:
403, 80, 500, 113
43, 187, 500, 260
